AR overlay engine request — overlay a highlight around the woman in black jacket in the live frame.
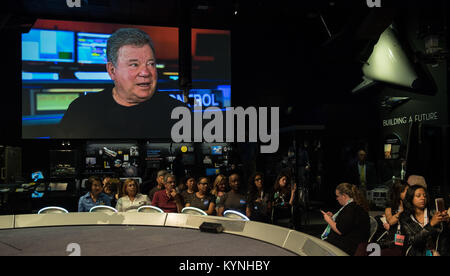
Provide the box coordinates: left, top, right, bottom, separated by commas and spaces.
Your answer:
320, 183, 370, 255
399, 185, 449, 256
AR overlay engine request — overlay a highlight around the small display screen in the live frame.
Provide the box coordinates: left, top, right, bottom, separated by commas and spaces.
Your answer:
77, 32, 110, 64
31, 171, 44, 181
206, 168, 220, 176
22, 29, 75, 63
211, 146, 222, 155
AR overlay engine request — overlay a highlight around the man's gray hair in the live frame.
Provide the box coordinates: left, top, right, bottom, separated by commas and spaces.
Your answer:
107, 28, 155, 66
157, 170, 168, 178
164, 173, 175, 184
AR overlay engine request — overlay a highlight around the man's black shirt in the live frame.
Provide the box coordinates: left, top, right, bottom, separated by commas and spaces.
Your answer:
57, 87, 187, 139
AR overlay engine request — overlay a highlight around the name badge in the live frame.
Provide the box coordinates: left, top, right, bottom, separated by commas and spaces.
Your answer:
394, 234, 405, 246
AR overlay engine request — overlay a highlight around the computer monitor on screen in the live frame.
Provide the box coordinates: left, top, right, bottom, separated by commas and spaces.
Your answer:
31, 171, 44, 182
211, 146, 222, 155
77, 32, 111, 64
206, 168, 220, 176
22, 29, 75, 63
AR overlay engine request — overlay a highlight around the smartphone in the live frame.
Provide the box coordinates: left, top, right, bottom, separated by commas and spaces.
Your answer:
435, 198, 445, 212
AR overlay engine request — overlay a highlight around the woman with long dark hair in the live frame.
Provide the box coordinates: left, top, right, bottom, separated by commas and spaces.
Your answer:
272, 173, 296, 228
400, 185, 449, 256
247, 172, 271, 223
385, 180, 409, 227
373, 180, 409, 255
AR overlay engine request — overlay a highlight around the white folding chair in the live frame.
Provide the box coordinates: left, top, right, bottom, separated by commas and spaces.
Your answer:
368, 216, 378, 242
223, 210, 250, 221
89, 205, 118, 213
181, 207, 208, 216
137, 205, 165, 213
38, 206, 69, 214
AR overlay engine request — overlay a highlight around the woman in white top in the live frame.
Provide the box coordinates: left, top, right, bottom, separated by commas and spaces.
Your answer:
116, 178, 151, 212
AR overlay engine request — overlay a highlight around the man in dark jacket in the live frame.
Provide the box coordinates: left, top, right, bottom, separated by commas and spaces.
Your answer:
347, 149, 378, 191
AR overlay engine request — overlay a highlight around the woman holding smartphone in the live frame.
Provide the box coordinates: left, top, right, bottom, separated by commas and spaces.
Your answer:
399, 185, 449, 256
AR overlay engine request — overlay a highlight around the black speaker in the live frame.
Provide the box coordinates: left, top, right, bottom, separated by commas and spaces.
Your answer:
199, 222, 224, 233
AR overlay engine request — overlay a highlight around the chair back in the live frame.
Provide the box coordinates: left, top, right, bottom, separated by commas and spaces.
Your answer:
181, 207, 208, 216
89, 205, 118, 213
137, 205, 164, 213
369, 216, 378, 242
223, 210, 250, 221
38, 206, 69, 214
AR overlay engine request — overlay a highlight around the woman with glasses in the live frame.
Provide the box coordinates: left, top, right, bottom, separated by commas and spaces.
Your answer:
247, 172, 271, 223
151, 173, 183, 213
184, 177, 216, 215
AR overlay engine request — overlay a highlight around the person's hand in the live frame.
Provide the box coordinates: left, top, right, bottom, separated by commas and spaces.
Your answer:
441, 211, 450, 223
169, 189, 178, 198
291, 183, 297, 193
432, 250, 441, 257
321, 210, 333, 224
383, 223, 390, 231
430, 211, 448, 227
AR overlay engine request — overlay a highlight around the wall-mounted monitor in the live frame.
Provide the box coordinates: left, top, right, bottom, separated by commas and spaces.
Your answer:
211, 146, 223, 155
22, 19, 180, 139
206, 168, 220, 176
22, 29, 75, 63
77, 32, 110, 64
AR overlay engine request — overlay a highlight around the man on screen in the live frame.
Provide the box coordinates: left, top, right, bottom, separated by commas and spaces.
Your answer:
57, 28, 185, 139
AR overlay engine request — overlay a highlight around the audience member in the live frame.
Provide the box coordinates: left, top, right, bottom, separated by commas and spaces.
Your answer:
247, 172, 271, 223
375, 179, 409, 255
321, 183, 370, 255
211, 174, 228, 214
185, 177, 215, 215
151, 173, 183, 213
348, 149, 378, 192
115, 178, 151, 212
78, 176, 112, 212
400, 185, 449, 256
102, 177, 121, 207
272, 173, 296, 228
384, 180, 408, 226
148, 170, 168, 201
407, 175, 427, 189
217, 173, 250, 218
180, 175, 196, 205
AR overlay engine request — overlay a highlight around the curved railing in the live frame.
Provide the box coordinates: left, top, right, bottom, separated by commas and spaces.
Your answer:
0, 213, 348, 256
